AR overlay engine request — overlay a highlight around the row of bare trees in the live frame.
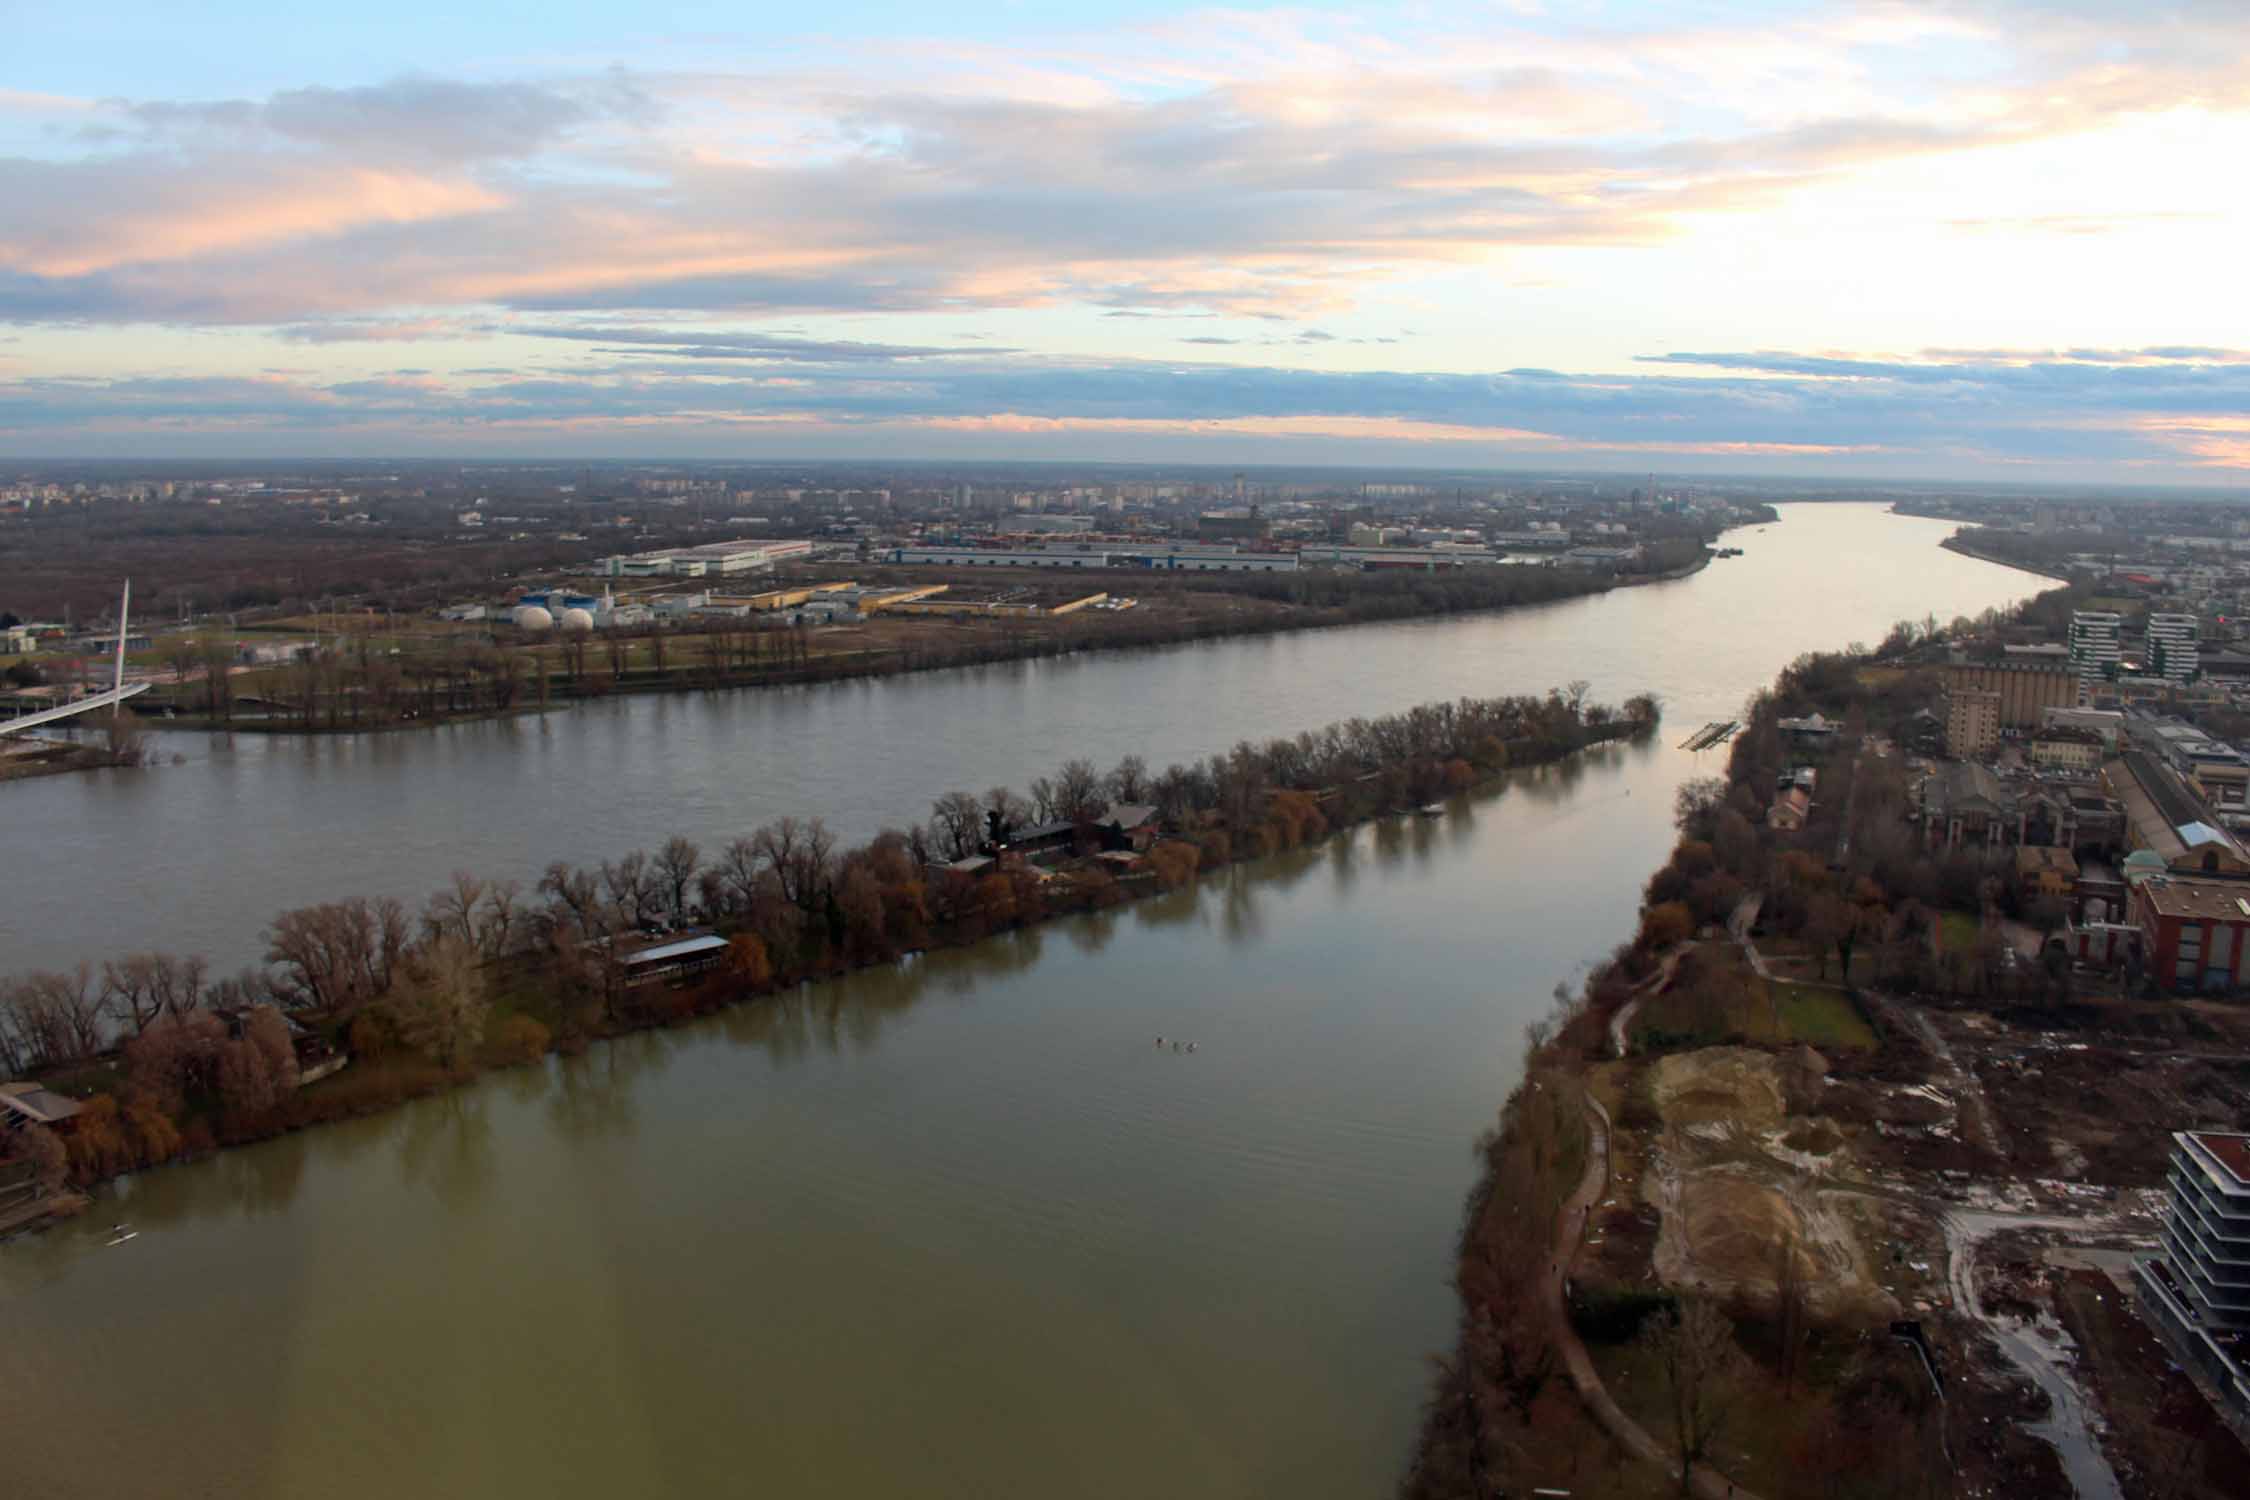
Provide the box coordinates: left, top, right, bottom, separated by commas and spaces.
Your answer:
6, 684, 1659, 1082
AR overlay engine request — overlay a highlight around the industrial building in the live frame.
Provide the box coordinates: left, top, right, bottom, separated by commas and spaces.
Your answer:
598, 539, 813, 578
1941, 657, 2078, 728
884, 545, 1298, 573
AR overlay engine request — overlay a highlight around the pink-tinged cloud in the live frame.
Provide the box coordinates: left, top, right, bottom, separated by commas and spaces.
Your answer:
5, 4, 2247, 328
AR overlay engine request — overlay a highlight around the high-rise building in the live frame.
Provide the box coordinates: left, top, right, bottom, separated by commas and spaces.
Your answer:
1941, 659, 2077, 728
2069, 610, 2124, 697
2140, 1129, 2250, 1435
1945, 686, 2001, 758
2148, 612, 2201, 684
2156, 1132, 2250, 1330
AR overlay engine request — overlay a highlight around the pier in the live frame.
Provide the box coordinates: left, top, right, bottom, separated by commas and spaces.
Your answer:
1678, 721, 1739, 751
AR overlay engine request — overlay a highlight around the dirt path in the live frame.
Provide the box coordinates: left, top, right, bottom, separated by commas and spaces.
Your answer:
1547, 1093, 1766, 1500
1610, 942, 1692, 1059
1941, 1206, 2129, 1500
1866, 993, 2002, 1158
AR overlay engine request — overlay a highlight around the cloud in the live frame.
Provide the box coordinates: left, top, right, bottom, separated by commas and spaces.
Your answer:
513, 325, 1018, 361
275, 317, 491, 343
6, 5, 2241, 331
109, 73, 654, 163
5, 345, 2248, 474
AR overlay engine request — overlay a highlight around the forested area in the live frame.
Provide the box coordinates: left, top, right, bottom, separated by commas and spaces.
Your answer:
0, 685, 1658, 1194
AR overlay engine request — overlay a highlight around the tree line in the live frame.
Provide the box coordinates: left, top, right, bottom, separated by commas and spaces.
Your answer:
0, 684, 1658, 1192
150, 553, 1685, 732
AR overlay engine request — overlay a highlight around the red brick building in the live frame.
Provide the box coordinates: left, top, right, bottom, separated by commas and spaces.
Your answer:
2133, 875, 2250, 994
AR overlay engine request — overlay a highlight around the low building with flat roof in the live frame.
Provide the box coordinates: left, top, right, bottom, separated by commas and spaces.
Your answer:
2132, 875, 2250, 993
620, 933, 730, 985
0, 1081, 82, 1131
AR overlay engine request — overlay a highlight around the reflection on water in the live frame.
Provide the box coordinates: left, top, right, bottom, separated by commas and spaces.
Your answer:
0, 506, 2037, 1500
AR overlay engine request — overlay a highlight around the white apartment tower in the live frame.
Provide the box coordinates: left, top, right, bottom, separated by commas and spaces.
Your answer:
2160, 1132, 2250, 1330
2068, 610, 2123, 699
2148, 612, 2201, 684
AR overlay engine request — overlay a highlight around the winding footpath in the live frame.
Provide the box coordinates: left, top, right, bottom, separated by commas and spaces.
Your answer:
1546, 1091, 1765, 1500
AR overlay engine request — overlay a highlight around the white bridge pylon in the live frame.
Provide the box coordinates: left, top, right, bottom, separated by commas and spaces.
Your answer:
0, 580, 151, 736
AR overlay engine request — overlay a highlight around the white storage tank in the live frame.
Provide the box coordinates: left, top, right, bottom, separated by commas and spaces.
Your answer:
559, 607, 596, 632
512, 605, 555, 631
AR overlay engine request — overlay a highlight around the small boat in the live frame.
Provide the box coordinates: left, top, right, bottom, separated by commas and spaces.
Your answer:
1418, 802, 1446, 817
105, 1231, 138, 1247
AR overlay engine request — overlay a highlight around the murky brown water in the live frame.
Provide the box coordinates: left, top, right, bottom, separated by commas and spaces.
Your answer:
0, 506, 2031, 1498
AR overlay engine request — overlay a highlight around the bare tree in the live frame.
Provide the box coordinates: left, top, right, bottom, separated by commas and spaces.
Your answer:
716, 836, 763, 915
383, 936, 490, 1070
654, 835, 703, 924
480, 879, 522, 955
425, 869, 487, 948
1105, 754, 1150, 803
601, 850, 660, 929
1055, 758, 1106, 824
930, 791, 984, 861
264, 898, 407, 1015
983, 786, 1028, 845
1641, 1299, 1748, 1496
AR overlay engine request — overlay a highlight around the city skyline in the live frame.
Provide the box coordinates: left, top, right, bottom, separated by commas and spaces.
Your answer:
5, 0, 2248, 480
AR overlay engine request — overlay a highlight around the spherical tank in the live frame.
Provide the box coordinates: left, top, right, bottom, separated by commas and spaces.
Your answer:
560, 607, 596, 632
512, 605, 555, 630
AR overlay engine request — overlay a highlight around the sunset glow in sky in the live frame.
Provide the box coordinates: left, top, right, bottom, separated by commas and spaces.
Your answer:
5, 0, 2249, 477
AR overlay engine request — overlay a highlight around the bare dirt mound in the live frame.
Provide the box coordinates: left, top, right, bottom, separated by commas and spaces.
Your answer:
1650, 1046, 1787, 1128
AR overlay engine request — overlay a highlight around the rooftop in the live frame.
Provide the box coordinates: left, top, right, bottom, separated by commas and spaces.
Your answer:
0, 1081, 82, 1126
2185, 1131, 2250, 1189
2138, 876, 2250, 922
621, 934, 729, 967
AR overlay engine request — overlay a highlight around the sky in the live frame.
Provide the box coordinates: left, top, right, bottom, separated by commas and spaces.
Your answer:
4, 0, 2249, 480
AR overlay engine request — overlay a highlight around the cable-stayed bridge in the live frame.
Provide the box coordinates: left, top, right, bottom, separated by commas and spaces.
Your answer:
0, 582, 150, 736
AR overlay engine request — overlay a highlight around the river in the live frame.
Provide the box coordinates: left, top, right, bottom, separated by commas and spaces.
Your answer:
0, 505, 2032, 1499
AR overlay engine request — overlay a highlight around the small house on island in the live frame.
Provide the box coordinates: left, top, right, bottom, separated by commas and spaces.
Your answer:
0, 1081, 82, 1133
622, 933, 730, 986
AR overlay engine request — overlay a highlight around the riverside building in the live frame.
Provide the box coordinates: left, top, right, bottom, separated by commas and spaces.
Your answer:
1940, 657, 2077, 729
2069, 610, 2124, 697
2148, 612, 2201, 684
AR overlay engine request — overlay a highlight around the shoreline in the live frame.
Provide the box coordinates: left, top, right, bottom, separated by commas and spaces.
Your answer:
1936, 532, 2075, 581
1404, 575, 2168, 1499
110, 551, 1724, 743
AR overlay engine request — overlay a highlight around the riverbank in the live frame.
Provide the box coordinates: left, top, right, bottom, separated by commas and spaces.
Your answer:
1403, 602, 2238, 1498
114, 548, 1713, 742
0, 737, 142, 782
1, 688, 1661, 1209
1938, 532, 2075, 581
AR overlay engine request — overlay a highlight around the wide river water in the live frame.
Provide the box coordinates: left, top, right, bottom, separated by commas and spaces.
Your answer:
1, 505, 2030, 1498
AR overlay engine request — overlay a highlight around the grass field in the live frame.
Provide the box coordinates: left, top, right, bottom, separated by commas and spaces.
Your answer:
1939, 911, 1981, 953
1773, 982, 1878, 1051
1630, 944, 1876, 1053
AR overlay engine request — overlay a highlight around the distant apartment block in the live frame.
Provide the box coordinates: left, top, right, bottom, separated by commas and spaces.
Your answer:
2148, 612, 2202, 684
2069, 610, 2124, 695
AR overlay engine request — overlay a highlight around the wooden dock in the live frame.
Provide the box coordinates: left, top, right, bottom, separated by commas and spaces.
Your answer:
1679, 721, 1739, 751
